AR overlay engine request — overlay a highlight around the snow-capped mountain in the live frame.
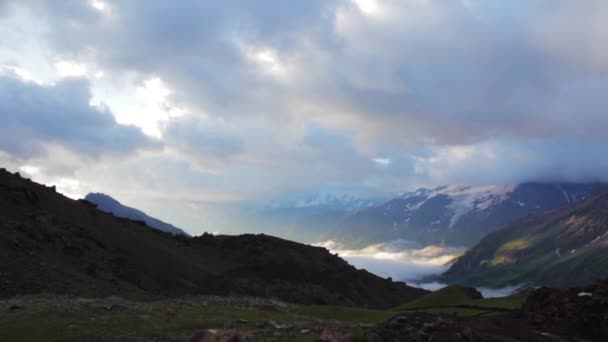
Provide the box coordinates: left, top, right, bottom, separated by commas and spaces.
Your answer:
234, 191, 387, 243
265, 192, 381, 212
333, 183, 605, 247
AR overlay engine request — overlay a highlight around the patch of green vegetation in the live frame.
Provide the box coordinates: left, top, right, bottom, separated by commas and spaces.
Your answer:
0, 297, 398, 342
0, 288, 530, 341
293, 305, 396, 324
470, 292, 528, 310
414, 307, 490, 316
392, 284, 528, 317
398, 285, 481, 309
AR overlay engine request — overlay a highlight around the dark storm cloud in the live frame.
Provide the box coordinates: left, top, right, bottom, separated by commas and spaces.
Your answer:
0, 73, 157, 159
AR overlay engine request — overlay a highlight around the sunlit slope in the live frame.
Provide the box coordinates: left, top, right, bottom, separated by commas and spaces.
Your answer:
441, 189, 608, 287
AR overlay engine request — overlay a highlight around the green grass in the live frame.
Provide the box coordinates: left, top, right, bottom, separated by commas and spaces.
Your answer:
294, 305, 396, 324
0, 297, 397, 342
0, 288, 530, 341
398, 285, 481, 309
393, 284, 528, 317
469, 292, 528, 310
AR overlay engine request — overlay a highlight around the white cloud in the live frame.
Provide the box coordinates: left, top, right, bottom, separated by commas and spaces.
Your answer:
1, 0, 608, 234
372, 157, 391, 167
89, 0, 107, 12
55, 61, 88, 78
315, 239, 465, 282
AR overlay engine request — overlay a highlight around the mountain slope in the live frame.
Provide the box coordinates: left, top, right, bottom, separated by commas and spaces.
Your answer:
333, 183, 603, 246
84, 192, 189, 236
0, 168, 427, 308
440, 189, 608, 287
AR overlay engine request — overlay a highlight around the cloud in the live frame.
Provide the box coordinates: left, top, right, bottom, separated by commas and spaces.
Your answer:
315, 239, 465, 282
23, 0, 607, 147
162, 115, 244, 169
415, 139, 608, 185
2, 0, 608, 233
0, 73, 158, 160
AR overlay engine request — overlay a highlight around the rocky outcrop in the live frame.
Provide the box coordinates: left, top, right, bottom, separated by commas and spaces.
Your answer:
188, 330, 247, 342
372, 313, 485, 342
523, 280, 608, 340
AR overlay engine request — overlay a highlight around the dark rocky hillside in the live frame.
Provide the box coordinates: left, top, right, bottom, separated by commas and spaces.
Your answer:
0, 168, 427, 308
440, 189, 608, 288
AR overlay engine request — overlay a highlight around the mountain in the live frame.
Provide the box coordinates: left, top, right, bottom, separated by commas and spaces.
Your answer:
439, 188, 608, 288
0, 168, 427, 308
223, 191, 385, 243
84, 192, 189, 236
332, 183, 604, 247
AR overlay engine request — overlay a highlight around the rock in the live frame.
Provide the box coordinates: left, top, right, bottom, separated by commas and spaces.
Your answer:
368, 332, 383, 342
373, 313, 474, 342
255, 321, 266, 328
522, 280, 608, 340
318, 327, 350, 342
461, 327, 474, 340
300, 329, 310, 334
188, 329, 247, 342
8, 304, 21, 312
267, 320, 290, 330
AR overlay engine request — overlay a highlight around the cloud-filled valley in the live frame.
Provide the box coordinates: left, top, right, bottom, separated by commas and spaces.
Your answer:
315, 239, 465, 283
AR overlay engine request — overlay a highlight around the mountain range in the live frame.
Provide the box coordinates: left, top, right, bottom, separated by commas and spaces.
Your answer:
0, 168, 426, 308
440, 187, 608, 288
218, 191, 386, 243
84, 192, 189, 236
331, 183, 604, 247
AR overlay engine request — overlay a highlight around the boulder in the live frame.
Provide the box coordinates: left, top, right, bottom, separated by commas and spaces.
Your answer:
188, 329, 247, 342
522, 280, 608, 340
318, 327, 350, 342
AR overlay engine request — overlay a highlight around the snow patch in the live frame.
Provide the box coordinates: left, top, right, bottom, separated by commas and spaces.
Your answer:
438, 184, 516, 227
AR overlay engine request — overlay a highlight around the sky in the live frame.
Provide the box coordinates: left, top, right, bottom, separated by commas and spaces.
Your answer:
1, 0, 608, 234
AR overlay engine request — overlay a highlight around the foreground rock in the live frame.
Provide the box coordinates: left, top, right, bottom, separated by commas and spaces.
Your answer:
523, 280, 608, 340
372, 313, 482, 342
318, 327, 350, 342
188, 330, 247, 342
372, 282, 608, 341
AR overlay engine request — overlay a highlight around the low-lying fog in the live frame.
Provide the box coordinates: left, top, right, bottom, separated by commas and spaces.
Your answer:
315, 239, 522, 298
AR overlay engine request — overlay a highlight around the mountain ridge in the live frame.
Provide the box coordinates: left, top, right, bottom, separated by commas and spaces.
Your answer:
84, 192, 189, 236
439, 188, 608, 287
332, 182, 604, 247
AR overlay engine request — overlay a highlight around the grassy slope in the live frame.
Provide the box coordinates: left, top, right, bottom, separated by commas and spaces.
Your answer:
441, 190, 608, 288
0, 296, 397, 342
0, 290, 529, 342
0, 288, 530, 341
398, 285, 482, 309
397, 285, 528, 317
